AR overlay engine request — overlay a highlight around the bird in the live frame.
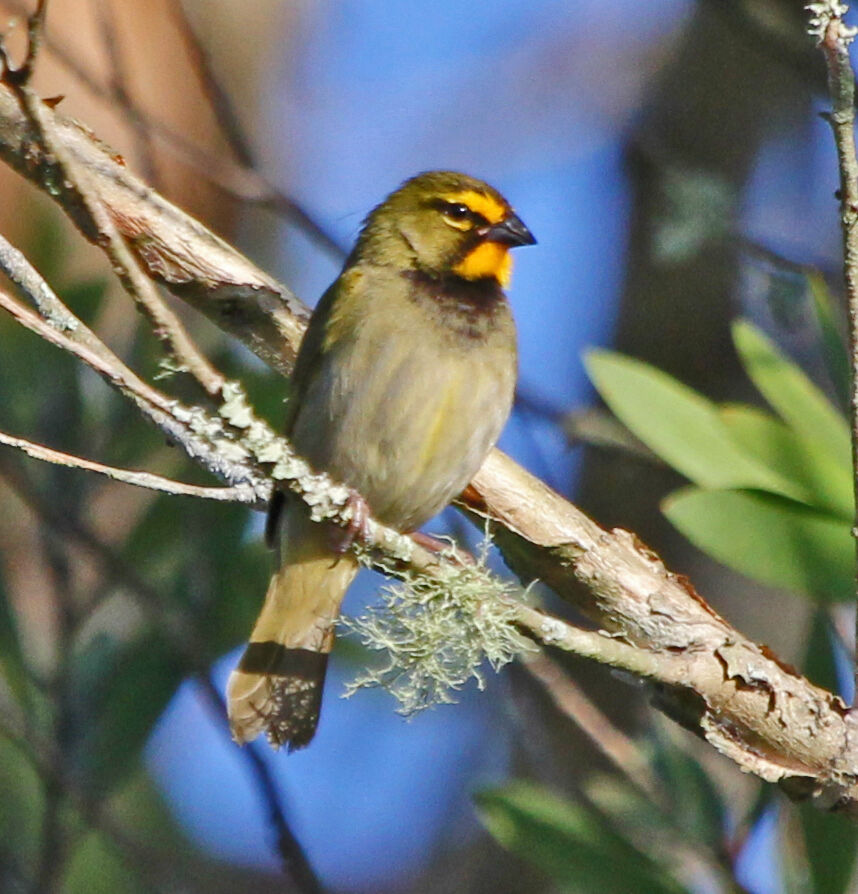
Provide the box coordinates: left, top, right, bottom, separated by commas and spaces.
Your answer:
227, 170, 535, 750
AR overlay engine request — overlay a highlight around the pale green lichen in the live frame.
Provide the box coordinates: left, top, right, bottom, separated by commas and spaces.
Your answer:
807, 2, 858, 45
342, 537, 536, 715
154, 357, 187, 381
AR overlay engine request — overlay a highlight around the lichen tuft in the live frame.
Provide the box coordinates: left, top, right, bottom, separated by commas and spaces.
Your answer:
341, 536, 536, 715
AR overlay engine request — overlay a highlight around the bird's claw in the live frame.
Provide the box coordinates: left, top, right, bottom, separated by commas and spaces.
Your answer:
330, 490, 372, 554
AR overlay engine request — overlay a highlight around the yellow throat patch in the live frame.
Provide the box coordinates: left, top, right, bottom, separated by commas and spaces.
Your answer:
442, 189, 513, 286
453, 242, 512, 286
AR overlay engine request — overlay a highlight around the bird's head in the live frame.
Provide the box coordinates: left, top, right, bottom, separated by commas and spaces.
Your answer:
353, 171, 536, 287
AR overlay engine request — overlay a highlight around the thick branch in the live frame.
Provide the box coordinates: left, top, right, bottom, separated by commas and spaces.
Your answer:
474, 453, 858, 810
2, 81, 858, 814
0, 83, 309, 375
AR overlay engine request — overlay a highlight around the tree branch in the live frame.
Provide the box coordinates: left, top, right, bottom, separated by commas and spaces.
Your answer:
2, 74, 225, 396
0, 0, 346, 258
195, 674, 325, 894
0, 428, 261, 505
0, 81, 309, 374
2, 76, 858, 816
0, 285, 270, 499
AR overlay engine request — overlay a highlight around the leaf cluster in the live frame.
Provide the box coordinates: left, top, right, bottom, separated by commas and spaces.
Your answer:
587, 300, 853, 604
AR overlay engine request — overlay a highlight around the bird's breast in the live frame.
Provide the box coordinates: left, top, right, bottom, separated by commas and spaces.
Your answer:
290, 269, 517, 530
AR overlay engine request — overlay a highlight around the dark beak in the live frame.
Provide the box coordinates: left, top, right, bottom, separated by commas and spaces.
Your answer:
486, 213, 537, 247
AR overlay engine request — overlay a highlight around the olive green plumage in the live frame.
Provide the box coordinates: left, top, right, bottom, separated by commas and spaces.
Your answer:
227, 171, 535, 749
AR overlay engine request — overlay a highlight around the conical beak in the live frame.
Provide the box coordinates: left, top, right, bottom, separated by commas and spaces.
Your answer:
486, 213, 536, 247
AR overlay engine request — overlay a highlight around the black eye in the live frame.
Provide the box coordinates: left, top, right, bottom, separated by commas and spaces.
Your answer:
444, 203, 470, 220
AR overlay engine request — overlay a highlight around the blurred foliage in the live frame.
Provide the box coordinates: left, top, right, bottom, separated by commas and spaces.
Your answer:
0, 221, 276, 890
476, 780, 688, 894
477, 276, 858, 894
482, 286, 858, 891
539, 277, 858, 892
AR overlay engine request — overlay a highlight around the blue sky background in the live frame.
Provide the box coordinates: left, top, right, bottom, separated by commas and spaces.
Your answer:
143, 2, 847, 891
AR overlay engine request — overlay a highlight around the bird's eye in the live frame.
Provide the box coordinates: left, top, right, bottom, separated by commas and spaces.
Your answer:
444, 203, 471, 220
439, 202, 475, 230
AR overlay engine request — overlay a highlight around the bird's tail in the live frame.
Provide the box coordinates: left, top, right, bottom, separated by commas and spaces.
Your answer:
227, 507, 358, 750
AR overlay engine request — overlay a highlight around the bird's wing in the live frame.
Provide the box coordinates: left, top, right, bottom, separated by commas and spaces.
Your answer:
265, 267, 358, 548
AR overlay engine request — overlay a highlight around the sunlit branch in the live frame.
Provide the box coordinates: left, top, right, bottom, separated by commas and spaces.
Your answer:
0, 429, 262, 505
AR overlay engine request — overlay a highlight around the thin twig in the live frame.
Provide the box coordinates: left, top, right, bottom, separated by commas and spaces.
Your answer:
522, 651, 660, 799
812, 1, 858, 704
33, 469, 76, 894
0, 232, 82, 332
0, 0, 346, 258
0, 79, 311, 375
21, 91, 225, 396
0, 18, 225, 397
2, 0, 46, 85
0, 443, 322, 887
560, 407, 663, 464
0, 711, 190, 892
0, 455, 178, 627
164, 3, 351, 256
196, 675, 325, 893
167, 1, 254, 168
521, 654, 749, 890
90, 0, 157, 182
0, 286, 270, 497
0, 429, 263, 505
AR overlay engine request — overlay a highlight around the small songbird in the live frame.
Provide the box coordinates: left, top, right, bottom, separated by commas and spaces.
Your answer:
227, 171, 535, 749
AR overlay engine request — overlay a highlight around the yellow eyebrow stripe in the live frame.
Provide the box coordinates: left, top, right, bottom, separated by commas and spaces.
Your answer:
440, 190, 507, 224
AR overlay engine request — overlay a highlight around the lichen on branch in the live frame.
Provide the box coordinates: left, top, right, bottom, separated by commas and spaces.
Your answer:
342, 536, 537, 714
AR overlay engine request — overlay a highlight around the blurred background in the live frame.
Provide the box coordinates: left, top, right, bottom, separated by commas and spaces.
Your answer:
0, 0, 854, 892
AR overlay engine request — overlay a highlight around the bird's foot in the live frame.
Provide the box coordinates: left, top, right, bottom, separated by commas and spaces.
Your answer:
330, 490, 372, 554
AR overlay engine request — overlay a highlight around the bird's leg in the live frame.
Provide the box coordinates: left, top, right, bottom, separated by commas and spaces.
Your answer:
330, 489, 373, 554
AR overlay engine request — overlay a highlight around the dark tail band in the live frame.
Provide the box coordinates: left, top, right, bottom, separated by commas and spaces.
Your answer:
231, 643, 329, 750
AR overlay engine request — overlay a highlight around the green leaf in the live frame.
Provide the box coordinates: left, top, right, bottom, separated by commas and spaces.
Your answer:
476, 781, 687, 894
0, 735, 44, 875
732, 321, 851, 469
649, 724, 727, 853
800, 782, 858, 894
663, 488, 854, 602
802, 610, 841, 694
719, 404, 852, 520
585, 350, 808, 500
